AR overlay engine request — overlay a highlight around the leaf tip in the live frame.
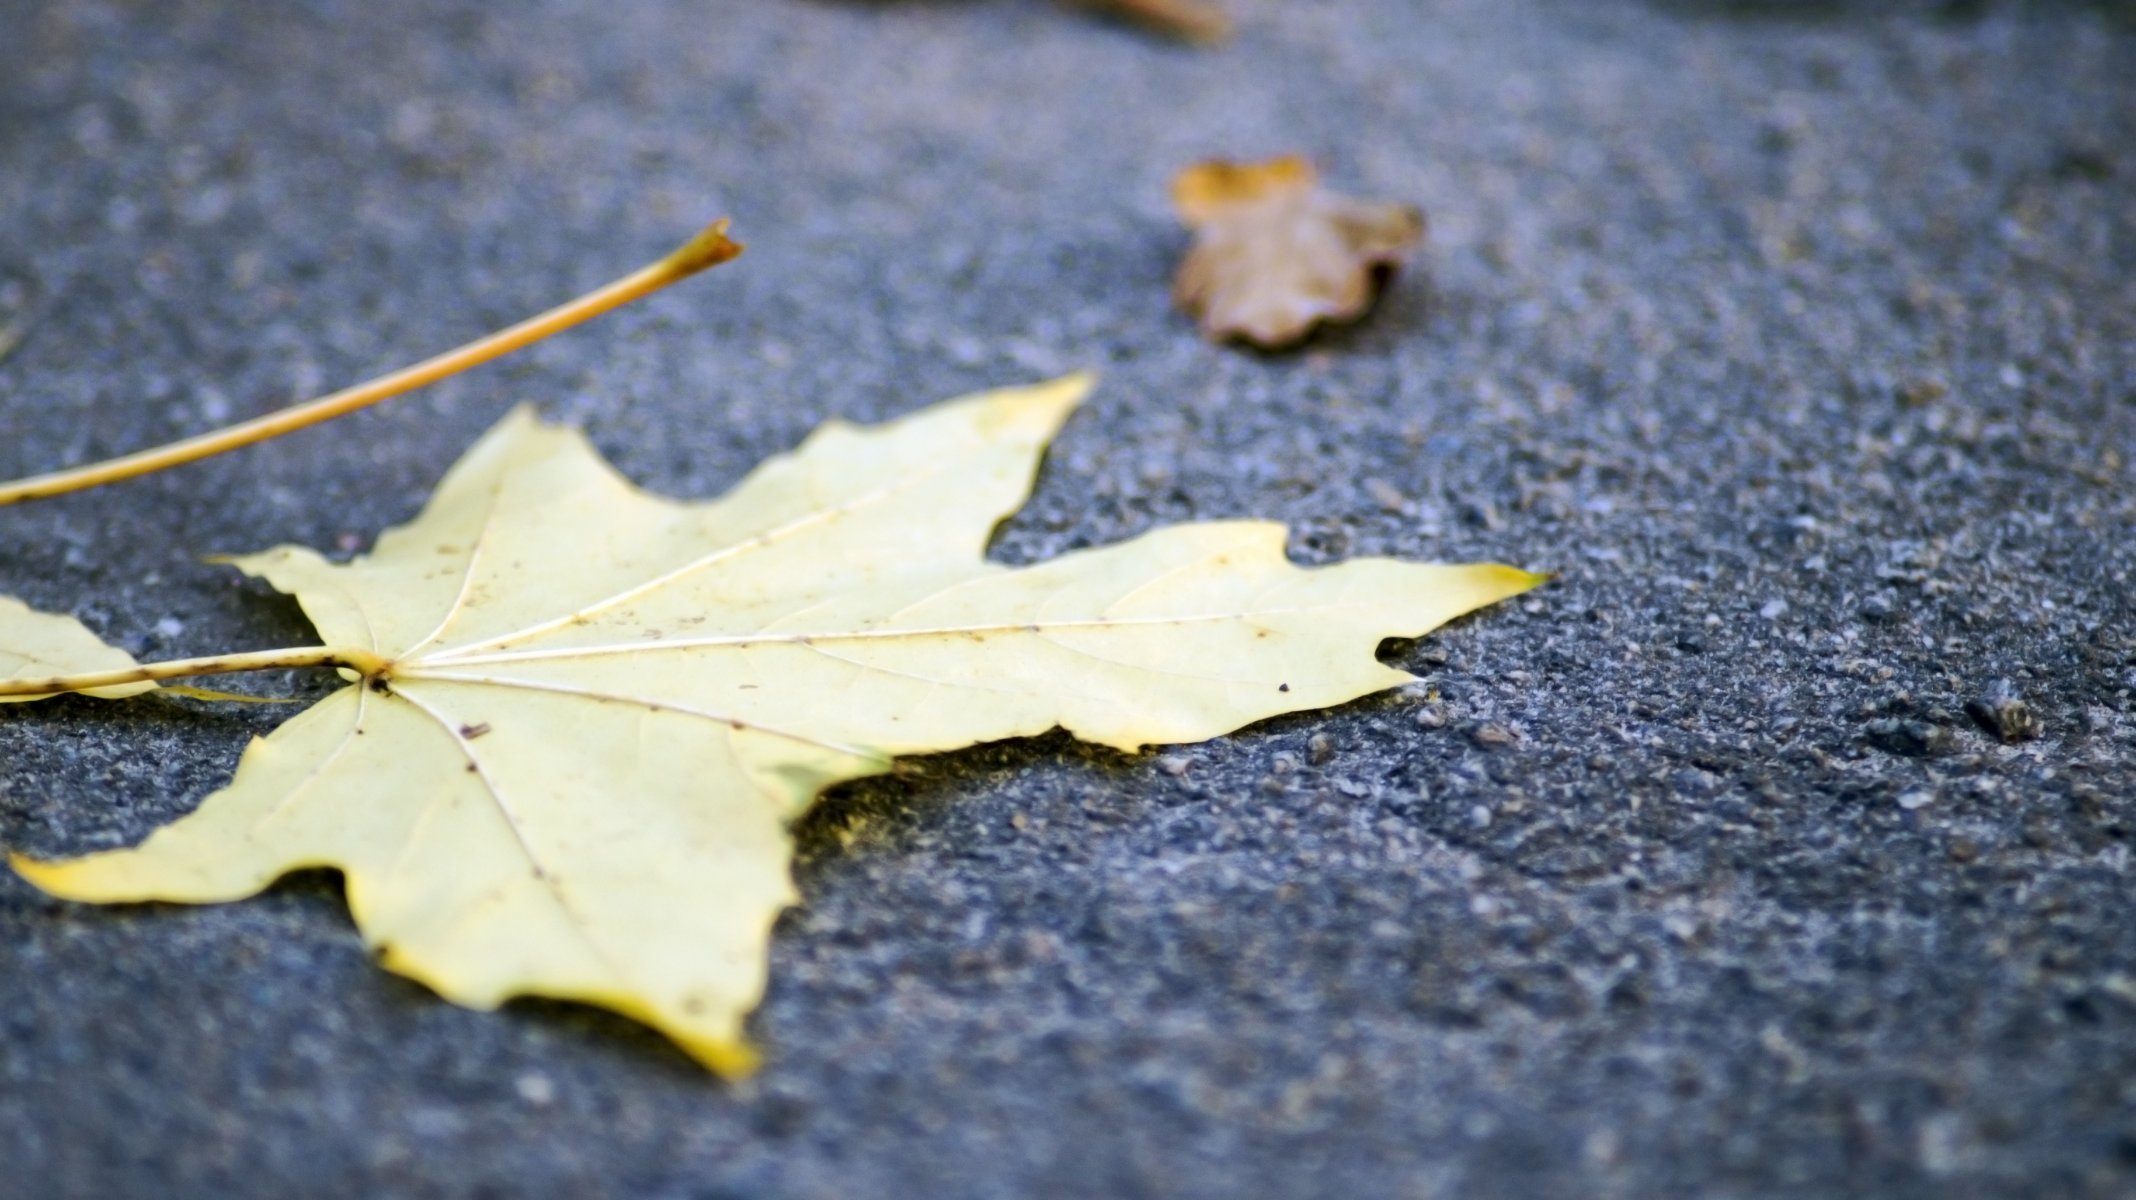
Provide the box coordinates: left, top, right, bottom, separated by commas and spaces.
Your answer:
1457, 563, 1549, 610
8, 850, 83, 898
968, 371, 1096, 444
1054, 367, 1100, 395
678, 1032, 763, 1079
1022, 370, 1098, 414
1494, 565, 1552, 595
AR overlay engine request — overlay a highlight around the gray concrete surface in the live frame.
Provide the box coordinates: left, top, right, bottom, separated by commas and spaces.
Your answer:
2, 0, 2133, 1196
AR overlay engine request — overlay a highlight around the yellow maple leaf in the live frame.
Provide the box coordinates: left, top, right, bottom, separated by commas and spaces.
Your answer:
4, 374, 1539, 1074
0, 596, 156, 702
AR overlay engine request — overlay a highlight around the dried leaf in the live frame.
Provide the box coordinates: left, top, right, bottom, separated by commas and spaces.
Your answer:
1068, 0, 1232, 42
7, 375, 1538, 1073
1173, 155, 1426, 348
0, 597, 155, 702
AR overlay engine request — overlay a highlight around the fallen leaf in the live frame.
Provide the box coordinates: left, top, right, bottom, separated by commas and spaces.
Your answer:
1172, 155, 1426, 348
1067, 0, 1232, 42
0, 596, 155, 702
7, 374, 1539, 1073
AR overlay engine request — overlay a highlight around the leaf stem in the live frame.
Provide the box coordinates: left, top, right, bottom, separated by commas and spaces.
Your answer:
0, 645, 388, 699
0, 220, 744, 507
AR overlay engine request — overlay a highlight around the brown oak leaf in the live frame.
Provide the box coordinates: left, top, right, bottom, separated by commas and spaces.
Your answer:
1172, 155, 1426, 349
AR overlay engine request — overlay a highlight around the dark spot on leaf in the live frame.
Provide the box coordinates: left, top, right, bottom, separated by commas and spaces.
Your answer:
460, 722, 492, 740
1279, 682, 1291, 692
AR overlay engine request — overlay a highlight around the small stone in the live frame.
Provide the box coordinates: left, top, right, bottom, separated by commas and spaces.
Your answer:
1896, 790, 1935, 810
1947, 837, 1980, 863
1023, 930, 1061, 962
1468, 804, 1493, 829
1965, 680, 2040, 743
1865, 718, 1951, 758
1895, 377, 1948, 406
2050, 145, 2114, 182
1470, 723, 1517, 749
1364, 478, 1407, 513
1415, 704, 1448, 731
1463, 501, 1503, 531
1308, 733, 1336, 766
514, 1072, 556, 1106
1155, 755, 1191, 777
1759, 598, 1789, 620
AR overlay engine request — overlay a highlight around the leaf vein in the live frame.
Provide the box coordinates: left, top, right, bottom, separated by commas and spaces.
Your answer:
424, 460, 959, 661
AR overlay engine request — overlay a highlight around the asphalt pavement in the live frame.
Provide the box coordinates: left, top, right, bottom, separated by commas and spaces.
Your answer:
2, 0, 2133, 1196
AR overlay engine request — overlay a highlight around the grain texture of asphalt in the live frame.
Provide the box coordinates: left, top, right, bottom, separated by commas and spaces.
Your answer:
2, 1, 2133, 1196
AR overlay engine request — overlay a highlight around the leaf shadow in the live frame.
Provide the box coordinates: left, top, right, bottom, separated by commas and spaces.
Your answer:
1283, 267, 1441, 359
263, 870, 710, 1074
790, 728, 1144, 864
1183, 264, 1439, 362
498, 996, 720, 1079
1, 700, 280, 858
